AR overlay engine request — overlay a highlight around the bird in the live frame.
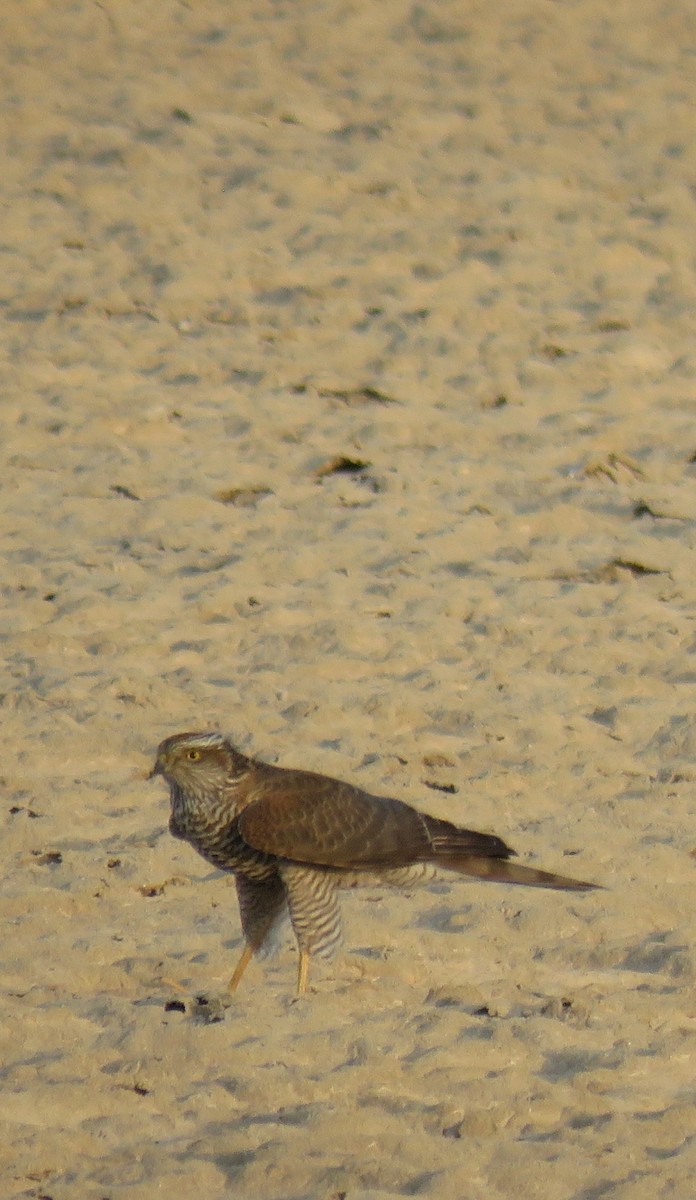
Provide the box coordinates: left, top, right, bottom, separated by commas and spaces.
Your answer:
150, 730, 598, 996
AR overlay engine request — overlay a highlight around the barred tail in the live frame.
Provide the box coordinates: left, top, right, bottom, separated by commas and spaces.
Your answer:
445, 856, 598, 891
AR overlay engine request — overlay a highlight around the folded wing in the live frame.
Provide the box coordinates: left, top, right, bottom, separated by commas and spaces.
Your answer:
238, 768, 511, 870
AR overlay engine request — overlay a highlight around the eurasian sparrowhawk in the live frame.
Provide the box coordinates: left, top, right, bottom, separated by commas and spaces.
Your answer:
151, 731, 596, 995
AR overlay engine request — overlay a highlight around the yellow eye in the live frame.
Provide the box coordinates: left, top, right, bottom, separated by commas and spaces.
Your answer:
186, 748, 202, 762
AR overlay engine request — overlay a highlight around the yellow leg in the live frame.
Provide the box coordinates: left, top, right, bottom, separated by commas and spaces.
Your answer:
297, 950, 310, 997
227, 943, 254, 993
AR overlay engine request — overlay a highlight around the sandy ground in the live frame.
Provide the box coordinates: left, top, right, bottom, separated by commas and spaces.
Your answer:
2, 0, 696, 1196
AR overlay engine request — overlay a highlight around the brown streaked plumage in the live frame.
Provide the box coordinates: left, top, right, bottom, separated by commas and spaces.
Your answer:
150, 731, 598, 996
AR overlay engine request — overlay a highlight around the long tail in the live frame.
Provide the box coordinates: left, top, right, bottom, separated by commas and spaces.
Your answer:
444, 855, 598, 891
421, 815, 598, 891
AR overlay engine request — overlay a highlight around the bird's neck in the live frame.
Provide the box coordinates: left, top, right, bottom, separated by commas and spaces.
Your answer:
227, 746, 253, 779
168, 753, 252, 840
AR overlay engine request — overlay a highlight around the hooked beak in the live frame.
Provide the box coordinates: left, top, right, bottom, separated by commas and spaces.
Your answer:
147, 757, 164, 781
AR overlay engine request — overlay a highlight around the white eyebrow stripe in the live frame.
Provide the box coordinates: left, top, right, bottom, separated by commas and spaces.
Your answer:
160, 731, 228, 753
189, 732, 225, 746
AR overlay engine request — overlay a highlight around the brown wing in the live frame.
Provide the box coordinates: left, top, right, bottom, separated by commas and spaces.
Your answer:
237, 766, 510, 869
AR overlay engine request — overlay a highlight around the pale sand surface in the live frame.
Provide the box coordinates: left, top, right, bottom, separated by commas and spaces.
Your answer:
2, 1, 696, 1196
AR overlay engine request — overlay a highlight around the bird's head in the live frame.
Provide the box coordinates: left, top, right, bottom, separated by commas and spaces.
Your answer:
150, 731, 243, 796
